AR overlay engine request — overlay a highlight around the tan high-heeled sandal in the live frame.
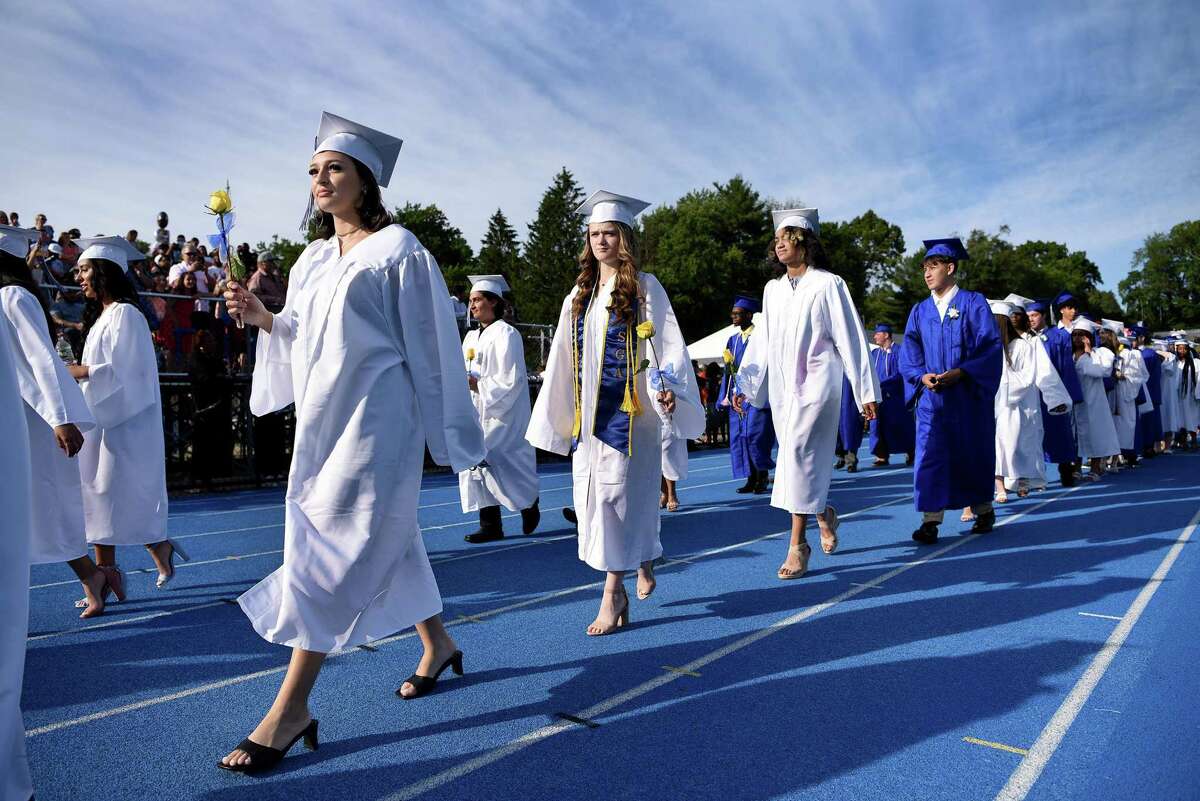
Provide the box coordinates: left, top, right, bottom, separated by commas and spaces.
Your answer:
637, 561, 656, 600
819, 505, 839, 554
586, 589, 630, 636
778, 543, 811, 580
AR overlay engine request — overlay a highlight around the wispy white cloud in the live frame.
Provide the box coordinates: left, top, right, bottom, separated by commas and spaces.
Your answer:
2, 0, 1196, 295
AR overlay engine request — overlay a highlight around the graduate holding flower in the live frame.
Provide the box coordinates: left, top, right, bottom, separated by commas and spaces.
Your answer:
527, 190, 704, 635
720, 295, 775, 494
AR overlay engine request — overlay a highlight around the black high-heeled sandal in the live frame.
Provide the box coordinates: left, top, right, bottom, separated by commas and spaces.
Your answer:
396, 650, 463, 699
217, 718, 319, 774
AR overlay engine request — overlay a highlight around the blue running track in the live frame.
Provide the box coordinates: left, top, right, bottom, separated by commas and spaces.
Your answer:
23, 446, 1200, 801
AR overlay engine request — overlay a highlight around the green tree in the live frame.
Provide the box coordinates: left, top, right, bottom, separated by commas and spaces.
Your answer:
818, 210, 906, 325
642, 176, 772, 340
394, 202, 475, 296
476, 208, 523, 284
518, 168, 586, 324
1119, 220, 1200, 329
253, 235, 308, 277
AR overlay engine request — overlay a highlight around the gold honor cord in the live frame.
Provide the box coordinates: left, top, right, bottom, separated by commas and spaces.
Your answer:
571, 284, 641, 456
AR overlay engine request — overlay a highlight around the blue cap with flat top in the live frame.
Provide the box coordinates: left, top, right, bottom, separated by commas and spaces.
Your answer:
732, 295, 761, 312
922, 238, 968, 261
874, 323, 893, 334
1052, 290, 1080, 310
1025, 299, 1049, 313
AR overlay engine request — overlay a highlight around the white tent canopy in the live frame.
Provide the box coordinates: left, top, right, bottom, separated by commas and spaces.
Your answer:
686, 313, 764, 363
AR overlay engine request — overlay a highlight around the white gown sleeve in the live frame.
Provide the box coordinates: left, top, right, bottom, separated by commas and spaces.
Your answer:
476, 325, 525, 423
1, 287, 94, 431
395, 249, 485, 474
825, 275, 881, 409
525, 293, 577, 455
82, 304, 158, 429
250, 248, 312, 416
641, 274, 705, 439
1032, 338, 1072, 413
1075, 352, 1109, 378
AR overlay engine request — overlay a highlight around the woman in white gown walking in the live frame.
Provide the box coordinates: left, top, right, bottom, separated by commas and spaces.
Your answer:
220, 112, 485, 773
527, 190, 704, 635
459, 274, 540, 543
1070, 319, 1120, 478
734, 208, 879, 579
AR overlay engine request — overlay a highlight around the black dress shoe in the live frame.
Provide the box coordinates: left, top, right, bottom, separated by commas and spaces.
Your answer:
1058, 464, 1077, 487
735, 478, 755, 493
912, 522, 939, 544
464, 529, 504, 543
971, 510, 996, 533
835, 457, 846, 469
562, 507, 577, 524
521, 501, 541, 535
217, 719, 319, 774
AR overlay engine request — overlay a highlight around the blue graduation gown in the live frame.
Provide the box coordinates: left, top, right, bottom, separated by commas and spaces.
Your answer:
1036, 327, 1083, 464
722, 330, 775, 478
899, 289, 1002, 512
1136, 347, 1163, 448
837, 376, 864, 453
868, 346, 915, 456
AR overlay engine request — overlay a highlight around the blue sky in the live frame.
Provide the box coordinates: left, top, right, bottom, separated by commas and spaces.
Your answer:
4, 0, 1198, 294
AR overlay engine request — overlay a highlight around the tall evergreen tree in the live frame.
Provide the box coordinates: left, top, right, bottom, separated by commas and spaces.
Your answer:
518, 168, 585, 325
476, 208, 523, 283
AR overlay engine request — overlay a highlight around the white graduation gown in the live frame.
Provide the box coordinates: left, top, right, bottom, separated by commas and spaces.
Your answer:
995, 335, 1072, 485
241, 225, 484, 653
527, 272, 704, 572
78, 302, 168, 545
1174, 358, 1200, 431
1, 286, 96, 564
458, 321, 539, 513
1073, 350, 1121, 459
1159, 355, 1180, 433
738, 269, 880, 515
1109, 347, 1147, 450
0, 320, 33, 801
661, 425, 688, 482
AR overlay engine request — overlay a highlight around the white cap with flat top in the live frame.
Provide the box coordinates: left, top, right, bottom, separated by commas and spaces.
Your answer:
313, 111, 403, 188
73, 236, 145, 270
468, 274, 511, 297
1003, 293, 1034, 311
989, 299, 1015, 316
0, 225, 38, 259
772, 207, 820, 235
575, 190, 650, 228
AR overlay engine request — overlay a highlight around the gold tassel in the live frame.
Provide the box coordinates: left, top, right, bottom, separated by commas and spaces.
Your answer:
619, 326, 643, 416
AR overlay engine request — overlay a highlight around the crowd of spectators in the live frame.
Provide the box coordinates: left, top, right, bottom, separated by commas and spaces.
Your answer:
0, 209, 289, 373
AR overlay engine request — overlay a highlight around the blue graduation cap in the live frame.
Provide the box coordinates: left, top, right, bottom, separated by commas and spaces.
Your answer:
732, 295, 761, 312
922, 237, 968, 261
874, 323, 893, 334
1025, 298, 1049, 314
1052, 290, 1080, 310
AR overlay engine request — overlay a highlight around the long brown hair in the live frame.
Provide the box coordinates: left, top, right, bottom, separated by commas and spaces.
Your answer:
571, 222, 641, 325
995, 312, 1016, 367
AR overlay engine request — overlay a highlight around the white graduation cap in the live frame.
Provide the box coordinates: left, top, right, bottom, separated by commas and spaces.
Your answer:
1003, 293, 1034, 311
0, 225, 38, 259
772, 207, 820, 235
1072, 317, 1100, 334
988, 299, 1015, 316
1101, 318, 1124, 335
467, 274, 511, 296
576, 190, 651, 228
313, 111, 403, 188
1118, 335, 1132, 346
74, 235, 145, 270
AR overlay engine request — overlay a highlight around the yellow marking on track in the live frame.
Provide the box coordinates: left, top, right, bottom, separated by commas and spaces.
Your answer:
964, 736, 1029, 756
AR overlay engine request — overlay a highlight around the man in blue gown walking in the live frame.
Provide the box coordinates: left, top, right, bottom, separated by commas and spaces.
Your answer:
868, 324, 915, 466
722, 296, 775, 494
899, 238, 1003, 544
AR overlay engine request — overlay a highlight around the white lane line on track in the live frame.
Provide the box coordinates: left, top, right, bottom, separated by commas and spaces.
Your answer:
993, 501, 1200, 801
380, 486, 1082, 801
1077, 612, 1122, 622
29, 549, 286, 590
25, 491, 914, 736
27, 601, 231, 642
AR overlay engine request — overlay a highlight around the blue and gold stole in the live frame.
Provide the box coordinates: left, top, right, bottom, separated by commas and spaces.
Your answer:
572, 293, 642, 456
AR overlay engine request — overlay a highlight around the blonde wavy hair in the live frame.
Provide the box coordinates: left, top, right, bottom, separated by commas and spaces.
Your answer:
572, 221, 642, 325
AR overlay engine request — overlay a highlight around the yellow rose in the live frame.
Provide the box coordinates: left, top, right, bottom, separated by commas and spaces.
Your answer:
208, 189, 233, 215
466, 348, 476, 360
722, 348, 734, 365
635, 321, 655, 339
